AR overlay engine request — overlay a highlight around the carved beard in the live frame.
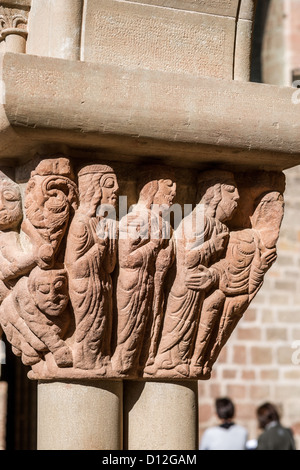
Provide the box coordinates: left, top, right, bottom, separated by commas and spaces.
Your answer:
0, 203, 22, 230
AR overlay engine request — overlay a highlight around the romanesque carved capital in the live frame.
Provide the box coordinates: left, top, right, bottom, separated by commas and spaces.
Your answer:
0, 5, 28, 41
0, 157, 285, 381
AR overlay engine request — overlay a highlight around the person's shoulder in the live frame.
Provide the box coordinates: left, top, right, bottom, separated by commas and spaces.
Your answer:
202, 425, 222, 437
233, 424, 248, 431
231, 424, 248, 435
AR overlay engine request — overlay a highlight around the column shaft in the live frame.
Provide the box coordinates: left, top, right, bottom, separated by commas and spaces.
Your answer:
124, 380, 198, 450
37, 380, 123, 450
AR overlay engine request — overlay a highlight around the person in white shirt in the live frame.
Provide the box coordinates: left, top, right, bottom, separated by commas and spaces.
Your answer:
200, 397, 248, 450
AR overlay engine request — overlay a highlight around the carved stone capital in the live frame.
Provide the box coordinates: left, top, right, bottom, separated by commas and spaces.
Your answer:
0, 157, 285, 381
0, 5, 28, 41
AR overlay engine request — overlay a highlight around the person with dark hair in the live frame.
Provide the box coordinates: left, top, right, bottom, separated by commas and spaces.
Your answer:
256, 402, 296, 450
200, 397, 248, 450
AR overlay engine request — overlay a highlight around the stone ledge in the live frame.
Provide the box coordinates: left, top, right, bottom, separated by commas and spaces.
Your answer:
0, 52, 300, 171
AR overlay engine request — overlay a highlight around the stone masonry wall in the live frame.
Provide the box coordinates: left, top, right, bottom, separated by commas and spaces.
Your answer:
199, 166, 300, 446
199, 0, 300, 448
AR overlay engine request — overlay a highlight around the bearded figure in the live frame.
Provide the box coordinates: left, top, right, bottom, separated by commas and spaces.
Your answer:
196, 180, 285, 378
65, 164, 119, 373
145, 170, 239, 379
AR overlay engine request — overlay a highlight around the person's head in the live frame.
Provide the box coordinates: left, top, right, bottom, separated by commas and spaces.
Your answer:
197, 170, 239, 223
25, 157, 79, 226
29, 266, 69, 317
0, 175, 23, 231
137, 165, 176, 211
215, 397, 235, 422
78, 164, 119, 215
257, 402, 280, 430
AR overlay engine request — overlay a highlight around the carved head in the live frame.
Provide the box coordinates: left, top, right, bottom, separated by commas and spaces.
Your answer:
78, 164, 119, 215
28, 267, 69, 317
25, 157, 78, 231
197, 170, 239, 223
251, 191, 284, 248
0, 175, 22, 231
137, 165, 176, 210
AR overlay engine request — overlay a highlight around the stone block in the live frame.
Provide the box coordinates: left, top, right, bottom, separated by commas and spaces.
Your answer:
251, 346, 273, 364
266, 328, 288, 341
233, 345, 247, 364
82, 0, 236, 79
260, 369, 279, 381
237, 327, 261, 341
121, 0, 240, 17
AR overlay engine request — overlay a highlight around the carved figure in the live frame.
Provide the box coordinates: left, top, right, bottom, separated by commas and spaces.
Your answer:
0, 157, 285, 382
0, 173, 36, 302
112, 166, 176, 376
145, 170, 239, 378
0, 267, 72, 368
65, 164, 119, 372
24, 158, 78, 269
194, 187, 284, 378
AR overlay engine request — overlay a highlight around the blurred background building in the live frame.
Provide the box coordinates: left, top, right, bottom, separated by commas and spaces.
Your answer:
198, 0, 300, 449
0, 0, 300, 450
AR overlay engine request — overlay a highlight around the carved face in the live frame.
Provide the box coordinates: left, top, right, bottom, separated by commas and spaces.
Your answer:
152, 179, 176, 208
0, 178, 22, 231
30, 269, 69, 317
216, 182, 239, 223
100, 173, 119, 208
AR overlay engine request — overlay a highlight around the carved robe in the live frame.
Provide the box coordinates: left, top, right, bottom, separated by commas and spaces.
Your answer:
149, 209, 229, 377
199, 191, 284, 375
65, 212, 117, 371
112, 204, 174, 375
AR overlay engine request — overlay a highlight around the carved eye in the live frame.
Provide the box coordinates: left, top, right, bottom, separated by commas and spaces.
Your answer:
223, 184, 235, 193
3, 190, 19, 202
54, 280, 64, 289
103, 177, 115, 188
37, 284, 50, 294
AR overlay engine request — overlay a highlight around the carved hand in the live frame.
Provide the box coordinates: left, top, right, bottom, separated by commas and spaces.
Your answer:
260, 247, 277, 270
185, 266, 214, 291
213, 231, 229, 254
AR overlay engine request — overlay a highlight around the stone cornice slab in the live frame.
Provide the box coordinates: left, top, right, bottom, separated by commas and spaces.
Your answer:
0, 51, 300, 171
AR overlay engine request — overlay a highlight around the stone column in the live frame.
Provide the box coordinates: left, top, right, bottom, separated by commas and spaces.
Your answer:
0, 0, 298, 453
124, 381, 198, 450
37, 380, 123, 450
0, 1, 29, 54
26, 0, 83, 60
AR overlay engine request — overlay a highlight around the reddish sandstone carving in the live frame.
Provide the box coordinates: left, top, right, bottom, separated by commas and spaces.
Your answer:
65, 164, 119, 373
0, 267, 72, 369
112, 166, 176, 376
0, 158, 285, 381
0, 172, 47, 302
24, 158, 78, 269
144, 171, 239, 378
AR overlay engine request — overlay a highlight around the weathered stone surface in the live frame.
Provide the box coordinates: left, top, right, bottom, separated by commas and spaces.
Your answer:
0, 156, 285, 381
26, 0, 83, 60
82, 0, 236, 79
